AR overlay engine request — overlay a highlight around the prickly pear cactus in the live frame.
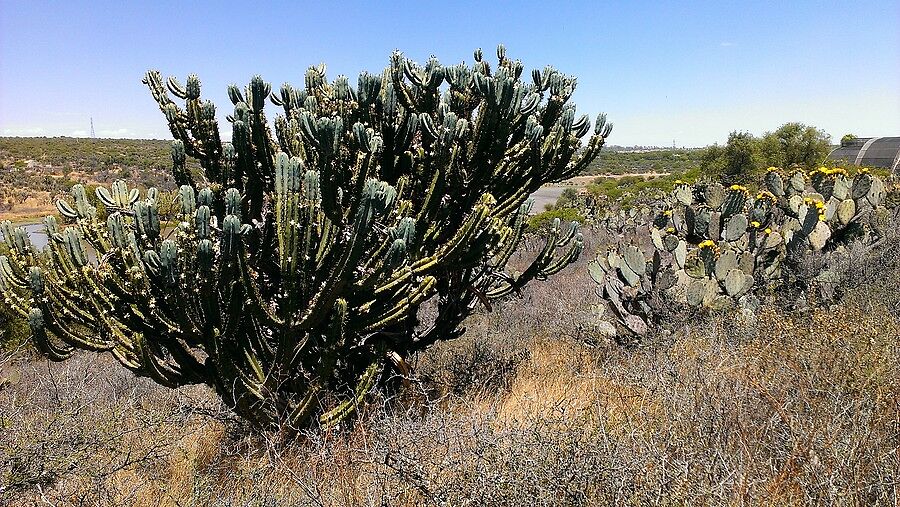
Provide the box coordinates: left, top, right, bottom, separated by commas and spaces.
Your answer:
765, 166, 888, 254
0, 46, 611, 433
590, 166, 889, 338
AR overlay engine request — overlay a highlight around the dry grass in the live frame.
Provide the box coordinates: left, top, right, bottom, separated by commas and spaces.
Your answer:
1, 235, 899, 505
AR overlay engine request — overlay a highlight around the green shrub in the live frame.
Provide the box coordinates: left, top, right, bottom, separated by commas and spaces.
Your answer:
581, 148, 705, 176
583, 167, 702, 207
528, 208, 585, 233
700, 123, 831, 186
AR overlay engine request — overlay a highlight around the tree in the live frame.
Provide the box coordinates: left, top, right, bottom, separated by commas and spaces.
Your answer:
722, 131, 761, 180
700, 132, 760, 183
700, 143, 726, 176
0, 46, 611, 434
764, 122, 831, 170
551, 187, 580, 209
701, 123, 832, 184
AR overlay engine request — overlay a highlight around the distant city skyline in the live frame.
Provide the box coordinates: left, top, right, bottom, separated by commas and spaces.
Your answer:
1, 0, 898, 147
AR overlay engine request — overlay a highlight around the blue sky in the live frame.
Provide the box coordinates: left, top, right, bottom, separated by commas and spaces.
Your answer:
1, 0, 898, 147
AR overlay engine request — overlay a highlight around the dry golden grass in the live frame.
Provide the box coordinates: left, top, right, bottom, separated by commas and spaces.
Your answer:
0, 193, 56, 223
487, 338, 665, 436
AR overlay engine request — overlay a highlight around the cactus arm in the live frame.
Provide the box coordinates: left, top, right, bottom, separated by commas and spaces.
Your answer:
319, 360, 380, 427
486, 221, 581, 299
26, 309, 76, 361
133, 332, 192, 388
388, 52, 421, 112
361, 275, 436, 331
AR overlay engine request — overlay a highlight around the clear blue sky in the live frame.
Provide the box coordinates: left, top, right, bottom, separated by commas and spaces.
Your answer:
1, 0, 898, 147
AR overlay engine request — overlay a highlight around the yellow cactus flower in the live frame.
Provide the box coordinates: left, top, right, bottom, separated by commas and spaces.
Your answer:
664, 210, 672, 216
666, 227, 675, 233
698, 240, 716, 249
859, 167, 870, 174
750, 220, 761, 228
766, 166, 779, 173
764, 227, 772, 234
813, 167, 847, 178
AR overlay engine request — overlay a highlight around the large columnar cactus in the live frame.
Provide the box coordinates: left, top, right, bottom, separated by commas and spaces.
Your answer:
0, 46, 611, 432
590, 167, 887, 337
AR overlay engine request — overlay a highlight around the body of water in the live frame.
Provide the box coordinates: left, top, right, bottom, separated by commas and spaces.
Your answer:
19, 223, 49, 251
529, 186, 566, 213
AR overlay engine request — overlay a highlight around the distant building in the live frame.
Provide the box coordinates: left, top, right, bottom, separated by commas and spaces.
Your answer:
828, 136, 900, 175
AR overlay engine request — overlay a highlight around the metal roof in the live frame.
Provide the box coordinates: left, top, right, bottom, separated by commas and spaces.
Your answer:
828, 136, 900, 175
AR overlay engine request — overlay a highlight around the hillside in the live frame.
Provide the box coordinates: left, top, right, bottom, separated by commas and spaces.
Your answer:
0, 138, 709, 224
0, 137, 187, 223
582, 147, 705, 176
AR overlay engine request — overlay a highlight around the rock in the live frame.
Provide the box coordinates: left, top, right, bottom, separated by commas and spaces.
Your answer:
596, 320, 617, 338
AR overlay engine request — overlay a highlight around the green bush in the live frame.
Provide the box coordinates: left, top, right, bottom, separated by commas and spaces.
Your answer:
583, 167, 703, 207
528, 208, 585, 233
700, 122, 831, 186
581, 148, 704, 176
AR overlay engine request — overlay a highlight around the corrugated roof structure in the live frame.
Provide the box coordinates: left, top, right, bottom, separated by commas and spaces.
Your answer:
828, 136, 900, 175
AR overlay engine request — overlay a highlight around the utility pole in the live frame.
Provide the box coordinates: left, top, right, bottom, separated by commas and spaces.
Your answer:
90, 117, 96, 139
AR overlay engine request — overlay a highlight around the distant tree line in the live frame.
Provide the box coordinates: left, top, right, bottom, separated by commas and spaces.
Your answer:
581, 148, 705, 176
538, 122, 839, 223
699, 122, 832, 184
